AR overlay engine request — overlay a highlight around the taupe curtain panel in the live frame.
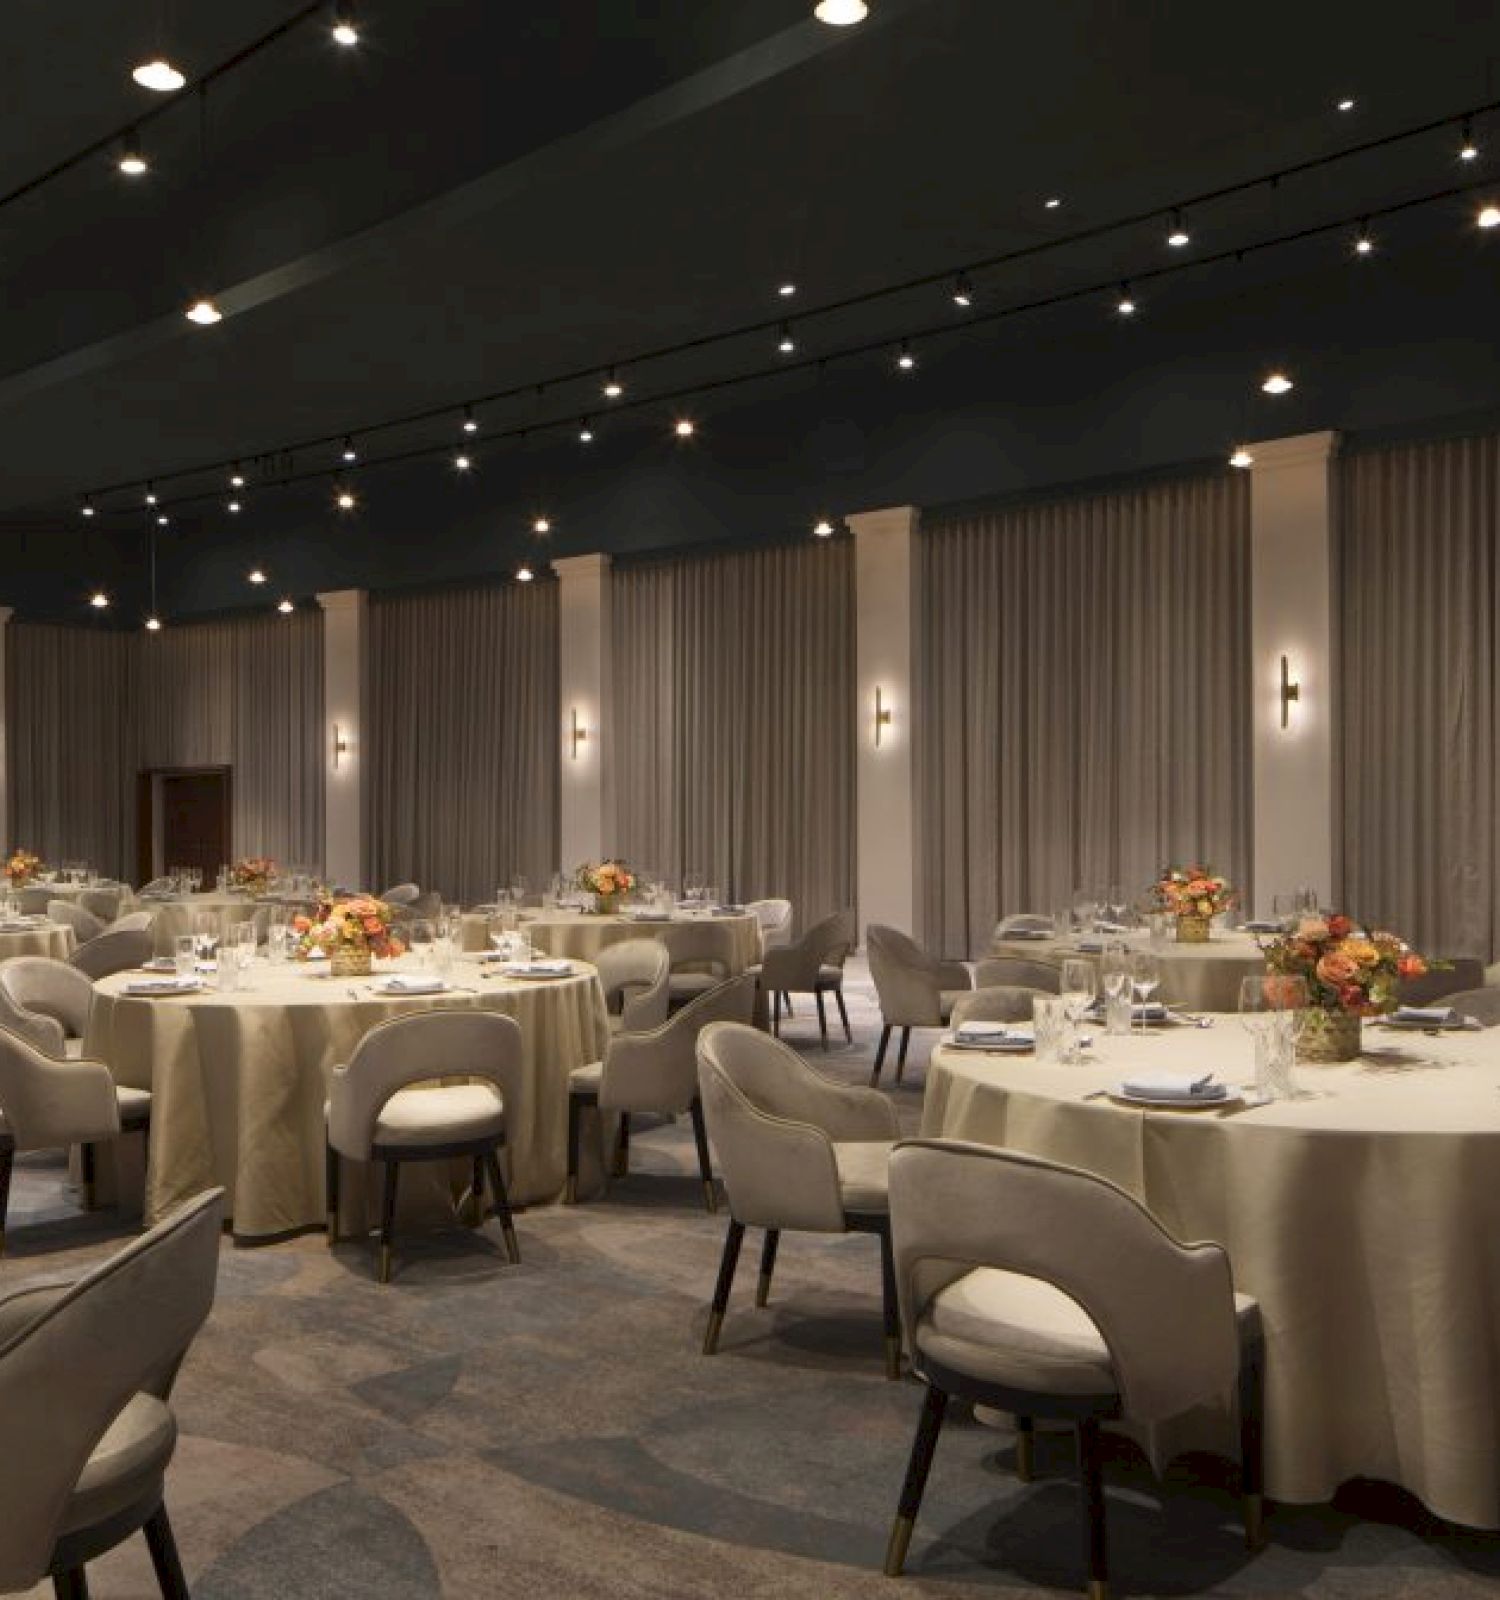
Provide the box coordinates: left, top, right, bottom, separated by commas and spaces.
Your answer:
610, 540, 855, 930
367, 582, 558, 903
920, 473, 1252, 958
1338, 432, 1500, 959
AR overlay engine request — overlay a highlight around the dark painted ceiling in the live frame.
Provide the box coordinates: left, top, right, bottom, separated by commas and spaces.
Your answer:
1, 0, 1497, 556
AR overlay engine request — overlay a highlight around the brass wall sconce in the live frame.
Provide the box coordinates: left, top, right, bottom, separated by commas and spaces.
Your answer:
875, 687, 893, 748
1280, 656, 1300, 729
332, 724, 349, 768
570, 707, 589, 760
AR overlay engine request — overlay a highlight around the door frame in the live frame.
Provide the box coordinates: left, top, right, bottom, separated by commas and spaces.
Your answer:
136, 765, 233, 884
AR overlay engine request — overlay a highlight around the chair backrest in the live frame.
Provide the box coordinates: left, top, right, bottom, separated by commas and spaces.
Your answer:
1397, 957, 1485, 1007
380, 883, 421, 905
77, 889, 124, 923
973, 955, 1063, 994
69, 928, 154, 980
695, 1021, 897, 1232
759, 909, 852, 992
889, 1139, 1240, 1424
108, 909, 156, 935
0, 1026, 121, 1151
599, 974, 755, 1115
994, 912, 1056, 938
0, 1187, 223, 1590
327, 1009, 524, 1161
137, 877, 177, 896
593, 938, 672, 1033
0, 957, 94, 1055
746, 898, 794, 950
16, 887, 51, 916
663, 919, 737, 973
867, 923, 946, 1026
47, 900, 106, 942
1437, 986, 1500, 1026
949, 986, 1045, 1027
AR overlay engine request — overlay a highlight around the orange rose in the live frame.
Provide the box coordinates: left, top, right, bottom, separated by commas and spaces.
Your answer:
1297, 916, 1330, 942
1316, 951, 1360, 987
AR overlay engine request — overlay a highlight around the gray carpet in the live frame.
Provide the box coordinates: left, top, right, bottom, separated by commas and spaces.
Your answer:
6, 961, 1500, 1598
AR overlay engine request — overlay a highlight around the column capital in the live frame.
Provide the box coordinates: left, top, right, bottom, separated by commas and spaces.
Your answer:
847, 505, 919, 541
1248, 431, 1340, 472
315, 588, 367, 613
0, 607, 15, 628
552, 553, 611, 581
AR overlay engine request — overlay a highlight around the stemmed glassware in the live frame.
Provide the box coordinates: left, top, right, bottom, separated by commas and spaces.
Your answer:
1129, 952, 1161, 1034
1100, 944, 1130, 1033
1071, 888, 1099, 934
409, 920, 434, 968
1059, 957, 1097, 1062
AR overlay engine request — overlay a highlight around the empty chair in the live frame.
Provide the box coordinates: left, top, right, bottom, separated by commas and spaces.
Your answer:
695, 1021, 902, 1378
70, 928, 154, 981
992, 912, 1057, 942
0, 1025, 152, 1251
137, 877, 178, 897
754, 910, 855, 1048
949, 986, 1045, 1028
16, 887, 51, 916
0, 958, 94, 1058
974, 954, 1063, 994
1398, 956, 1484, 1007
664, 920, 739, 1006
109, 909, 156, 935
326, 1010, 524, 1283
566, 974, 756, 1209
1436, 987, 1500, 1026
594, 938, 672, 1035
883, 1139, 1264, 1595
380, 883, 421, 905
0, 1187, 222, 1599
47, 900, 106, 943
78, 888, 124, 923
866, 925, 973, 1086
746, 898, 795, 952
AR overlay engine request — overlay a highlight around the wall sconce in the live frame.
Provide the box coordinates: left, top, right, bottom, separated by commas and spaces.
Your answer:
570, 707, 589, 761
874, 687, 893, 748
332, 723, 350, 768
1279, 655, 1301, 729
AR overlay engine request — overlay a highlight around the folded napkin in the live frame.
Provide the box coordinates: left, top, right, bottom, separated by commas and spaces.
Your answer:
125, 977, 201, 995
955, 1021, 1015, 1042
1393, 1004, 1458, 1025
626, 911, 672, 922
1120, 1070, 1226, 1101
503, 960, 572, 976
379, 975, 446, 994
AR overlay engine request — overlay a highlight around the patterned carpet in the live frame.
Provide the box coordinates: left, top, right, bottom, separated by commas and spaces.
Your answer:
6, 960, 1500, 1598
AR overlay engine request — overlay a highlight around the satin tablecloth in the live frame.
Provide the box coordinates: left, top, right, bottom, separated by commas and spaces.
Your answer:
461, 908, 762, 972
988, 928, 1266, 1013
0, 922, 76, 961
86, 953, 611, 1240
921, 1022, 1500, 1528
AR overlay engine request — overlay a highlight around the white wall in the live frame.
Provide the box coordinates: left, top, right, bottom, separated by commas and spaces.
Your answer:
316, 589, 366, 889
555, 554, 609, 871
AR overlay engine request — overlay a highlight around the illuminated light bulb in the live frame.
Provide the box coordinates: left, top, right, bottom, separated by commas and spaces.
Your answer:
336, 490, 357, 511
227, 499, 241, 513
1460, 121, 1479, 161
230, 469, 245, 488
533, 516, 551, 534
951, 274, 973, 308
462, 407, 478, 434
132, 59, 186, 92
145, 615, 162, 632
778, 323, 797, 353
1479, 204, 1500, 229
674, 418, 696, 437
1044, 196, 1062, 210
896, 341, 916, 371
332, 3, 359, 46
341, 437, 357, 462
248, 569, 267, 585
277, 598, 295, 614
81, 501, 96, 518
516, 564, 535, 583
1116, 285, 1137, 316
777, 282, 797, 297
1167, 211, 1190, 247
185, 298, 222, 325
90, 591, 110, 609
144, 488, 158, 506
454, 454, 472, 472
1353, 230, 1374, 256
1229, 447, 1254, 469
157, 514, 170, 526
602, 369, 624, 399
813, 519, 834, 537
578, 420, 594, 443
1336, 96, 1356, 112
813, 1, 868, 24
118, 133, 148, 176
1261, 371, 1294, 395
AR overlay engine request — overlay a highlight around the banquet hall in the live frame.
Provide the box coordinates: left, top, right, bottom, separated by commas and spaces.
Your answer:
2, 2, 1500, 1596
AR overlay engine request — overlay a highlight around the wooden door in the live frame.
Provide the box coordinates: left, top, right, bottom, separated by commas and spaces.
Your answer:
138, 767, 232, 882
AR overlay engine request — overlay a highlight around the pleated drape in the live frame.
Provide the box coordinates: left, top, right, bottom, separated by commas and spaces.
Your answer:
609, 540, 855, 929
919, 473, 1252, 957
366, 581, 558, 903
1337, 433, 1500, 958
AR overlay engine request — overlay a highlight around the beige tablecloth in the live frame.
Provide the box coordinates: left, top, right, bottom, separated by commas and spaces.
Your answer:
0, 922, 76, 961
921, 1023, 1500, 1528
87, 954, 611, 1240
137, 892, 274, 956
989, 928, 1266, 1013
461, 908, 763, 972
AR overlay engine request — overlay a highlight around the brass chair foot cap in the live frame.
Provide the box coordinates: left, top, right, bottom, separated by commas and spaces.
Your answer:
702, 1310, 724, 1356
883, 1516, 914, 1577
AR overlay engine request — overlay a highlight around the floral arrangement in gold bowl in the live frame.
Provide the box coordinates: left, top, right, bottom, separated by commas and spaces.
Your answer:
1151, 865, 1235, 943
575, 859, 635, 914
1259, 912, 1428, 1061
4, 849, 43, 887
228, 856, 279, 897
293, 895, 405, 976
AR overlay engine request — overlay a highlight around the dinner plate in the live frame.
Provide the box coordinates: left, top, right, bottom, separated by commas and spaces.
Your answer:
1379, 1016, 1481, 1032
945, 1035, 1034, 1054
502, 963, 573, 979
1108, 1084, 1243, 1110
372, 978, 448, 996
124, 977, 203, 996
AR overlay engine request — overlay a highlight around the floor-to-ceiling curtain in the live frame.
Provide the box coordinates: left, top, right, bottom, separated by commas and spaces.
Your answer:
610, 539, 855, 930
919, 472, 1252, 957
367, 581, 558, 902
1338, 432, 1500, 958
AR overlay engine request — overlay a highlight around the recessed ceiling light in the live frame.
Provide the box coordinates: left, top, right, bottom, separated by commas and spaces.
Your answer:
336, 489, 357, 510
145, 615, 162, 632
454, 454, 472, 472
1460, 121, 1479, 161
331, 3, 359, 46
1116, 284, 1137, 316
578, 420, 594, 443
462, 406, 478, 434
230, 469, 245, 488
603, 369, 624, 399
90, 591, 110, 609
132, 59, 186, 93
1479, 204, 1500, 229
248, 569, 267, 585
777, 323, 797, 353
277, 598, 295, 614
516, 564, 535, 583
1044, 196, 1062, 210
813, 519, 834, 537
778, 282, 797, 297
813, 0, 869, 24
1229, 447, 1254, 469
1336, 96, 1356, 112
341, 437, 357, 462
896, 340, 916, 371
80, 501, 96, 518
227, 499, 242, 513
1167, 210, 1190, 248
1261, 371, 1294, 395
674, 418, 696, 437
117, 132, 148, 176
185, 298, 222, 325
951, 274, 973, 308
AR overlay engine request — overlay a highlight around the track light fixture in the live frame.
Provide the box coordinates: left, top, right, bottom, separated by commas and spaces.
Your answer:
132, 59, 185, 93
335, 486, 357, 511
117, 131, 148, 176
778, 323, 797, 354
777, 282, 797, 298
1337, 96, 1356, 113
1353, 222, 1374, 255
145, 615, 162, 632
80, 500, 96, 518
227, 499, 242, 513
341, 437, 357, 463
602, 369, 624, 399
90, 591, 110, 610
462, 406, 478, 434
277, 598, 295, 614
813, 1, 868, 24
185, 298, 222, 325
896, 340, 916, 370
1261, 371, 1294, 395
674, 418, 696, 437
951, 274, 973, 308
1479, 203, 1500, 229
144, 486, 158, 506
1229, 447, 1254, 469
331, 2, 360, 46
157, 514, 170, 526
1459, 119, 1479, 161
813, 518, 835, 537
1167, 210, 1190, 248
578, 420, 594, 443
230, 468, 246, 488
533, 516, 552, 534
1116, 283, 1137, 316
516, 564, 535, 583
454, 453, 473, 472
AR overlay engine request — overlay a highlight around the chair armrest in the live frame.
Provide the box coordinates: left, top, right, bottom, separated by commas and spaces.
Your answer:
599, 1027, 694, 1117
810, 1082, 901, 1142
931, 960, 973, 992
0, 1281, 73, 1352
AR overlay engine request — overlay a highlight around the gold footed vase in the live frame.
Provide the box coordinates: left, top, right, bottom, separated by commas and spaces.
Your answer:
1296, 1007, 1361, 1063
594, 893, 621, 915
1175, 914, 1212, 944
330, 946, 373, 978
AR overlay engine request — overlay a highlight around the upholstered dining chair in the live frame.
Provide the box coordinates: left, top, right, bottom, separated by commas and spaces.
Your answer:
695, 1021, 903, 1378
594, 938, 672, 1035
1398, 957, 1484, 1007
973, 955, 1063, 994
0, 1187, 223, 1599
566, 974, 756, 1210
948, 986, 1046, 1028
47, 901, 107, 943
380, 882, 421, 905
1434, 987, 1500, 1026
883, 1139, 1264, 1595
0, 958, 95, 1058
754, 910, 855, 1047
326, 1009, 524, 1283
70, 928, 154, 981
109, 910, 157, 936
17, 887, 52, 916
992, 912, 1057, 941
77, 888, 124, 924
866, 925, 973, 1087
746, 898, 795, 952
664, 920, 740, 1007
0, 1025, 152, 1253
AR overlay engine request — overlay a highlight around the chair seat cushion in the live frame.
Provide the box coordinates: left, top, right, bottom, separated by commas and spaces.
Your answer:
938, 990, 967, 1022
607, 1014, 627, 1035
60, 1391, 176, 1536
116, 1085, 152, 1127
668, 972, 722, 1001
833, 1140, 894, 1213
63, 1038, 85, 1060
373, 1084, 505, 1148
568, 1059, 604, 1094
816, 965, 845, 987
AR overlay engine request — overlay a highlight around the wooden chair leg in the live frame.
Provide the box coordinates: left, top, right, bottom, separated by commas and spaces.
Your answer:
0, 1138, 13, 1257
324, 1140, 339, 1246
755, 1227, 780, 1306
1078, 1417, 1110, 1600
80, 1140, 97, 1211
565, 1092, 583, 1205
613, 1112, 630, 1177
884, 1383, 949, 1576
143, 1504, 190, 1600
815, 990, 830, 1048
895, 1027, 911, 1085
689, 1097, 717, 1212
834, 985, 852, 1042
702, 1218, 745, 1354
377, 1160, 400, 1284
772, 991, 782, 1036
52, 1571, 90, 1600
463, 1154, 487, 1226
1240, 1343, 1266, 1549
871, 1024, 892, 1087
483, 1149, 521, 1264
783, 993, 795, 1017
877, 1219, 901, 1380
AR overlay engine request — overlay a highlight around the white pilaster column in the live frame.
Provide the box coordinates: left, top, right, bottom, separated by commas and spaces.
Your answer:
850, 507, 919, 941
555, 554, 610, 870
0, 607, 13, 843
315, 589, 367, 889
1248, 431, 1339, 915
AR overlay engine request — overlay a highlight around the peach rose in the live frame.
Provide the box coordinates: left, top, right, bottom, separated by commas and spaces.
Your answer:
1316, 951, 1360, 987
1296, 916, 1330, 942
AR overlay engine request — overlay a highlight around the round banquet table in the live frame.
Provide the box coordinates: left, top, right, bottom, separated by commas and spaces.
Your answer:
86, 953, 611, 1241
987, 927, 1267, 1013
136, 891, 278, 956
0, 920, 75, 960
460, 907, 763, 972
921, 1023, 1500, 1528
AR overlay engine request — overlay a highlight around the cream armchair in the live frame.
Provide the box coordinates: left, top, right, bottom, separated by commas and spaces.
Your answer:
0, 1187, 222, 1599
754, 910, 854, 1048
866, 925, 972, 1086
17, 887, 52, 916
664, 920, 739, 1006
326, 1009, 524, 1283
746, 898, 794, 952
78, 888, 124, 923
695, 1021, 903, 1378
565, 974, 755, 1210
948, 986, 1044, 1028
47, 901, 106, 943
70, 928, 153, 981
0, 1027, 152, 1253
974, 954, 1063, 993
883, 1139, 1264, 1593
0, 958, 95, 1058
380, 883, 421, 905
109, 910, 157, 936
594, 938, 672, 1035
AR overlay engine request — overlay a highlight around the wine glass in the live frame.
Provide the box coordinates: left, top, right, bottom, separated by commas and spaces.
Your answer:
1059, 958, 1098, 1062
1239, 975, 1274, 1096
1129, 952, 1161, 1034
193, 910, 218, 963
1104, 884, 1127, 927
683, 869, 705, 904
409, 920, 434, 968
509, 874, 527, 904
1071, 888, 1098, 934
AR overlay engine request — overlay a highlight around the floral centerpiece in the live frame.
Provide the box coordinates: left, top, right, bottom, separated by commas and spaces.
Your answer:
4, 849, 42, 887
293, 895, 405, 977
575, 859, 635, 914
1259, 912, 1428, 1062
1151, 865, 1236, 943
228, 856, 279, 897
